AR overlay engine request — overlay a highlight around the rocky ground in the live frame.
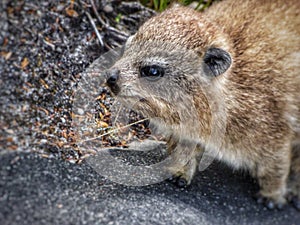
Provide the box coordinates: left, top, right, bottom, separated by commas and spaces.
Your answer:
0, 0, 299, 224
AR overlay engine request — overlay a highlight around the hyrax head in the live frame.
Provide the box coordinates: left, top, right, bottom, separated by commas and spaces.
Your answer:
105, 7, 232, 134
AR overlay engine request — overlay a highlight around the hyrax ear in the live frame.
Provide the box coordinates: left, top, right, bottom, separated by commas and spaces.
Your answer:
203, 47, 232, 77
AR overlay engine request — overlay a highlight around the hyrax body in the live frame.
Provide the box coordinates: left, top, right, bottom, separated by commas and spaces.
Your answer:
106, 0, 300, 209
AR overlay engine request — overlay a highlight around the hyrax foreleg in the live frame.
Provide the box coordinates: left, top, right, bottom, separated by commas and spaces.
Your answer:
254, 149, 291, 209
166, 136, 203, 187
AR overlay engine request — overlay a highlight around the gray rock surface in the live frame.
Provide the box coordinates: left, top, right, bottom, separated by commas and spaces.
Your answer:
0, 149, 299, 225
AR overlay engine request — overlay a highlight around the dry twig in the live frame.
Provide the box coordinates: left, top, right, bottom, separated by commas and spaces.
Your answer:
89, 0, 129, 41
77, 0, 104, 46
77, 118, 149, 144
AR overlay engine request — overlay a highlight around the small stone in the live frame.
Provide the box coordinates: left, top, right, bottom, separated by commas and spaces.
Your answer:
103, 5, 113, 13
77, 108, 84, 115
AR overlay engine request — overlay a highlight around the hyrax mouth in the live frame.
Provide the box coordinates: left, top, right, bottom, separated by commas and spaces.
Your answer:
132, 97, 181, 125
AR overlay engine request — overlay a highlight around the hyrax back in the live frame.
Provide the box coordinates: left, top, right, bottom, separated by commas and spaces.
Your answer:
106, 0, 300, 210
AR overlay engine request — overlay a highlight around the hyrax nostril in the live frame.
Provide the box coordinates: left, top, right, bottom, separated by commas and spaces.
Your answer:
106, 69, 120, 86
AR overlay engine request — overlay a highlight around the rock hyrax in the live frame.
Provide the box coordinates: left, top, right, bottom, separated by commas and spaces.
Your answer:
105, 0, 300, 210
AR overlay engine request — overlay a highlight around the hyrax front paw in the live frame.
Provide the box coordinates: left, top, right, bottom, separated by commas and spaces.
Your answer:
255, 156, 290, 210
254, 192, 287, 210
168, 172, 191, 188
167, 157, 198, 188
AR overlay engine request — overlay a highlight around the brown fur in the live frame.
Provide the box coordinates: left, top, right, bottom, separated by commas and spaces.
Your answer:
106, 0, 300, 209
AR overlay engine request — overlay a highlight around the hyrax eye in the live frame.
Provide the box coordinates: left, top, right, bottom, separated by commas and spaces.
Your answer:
140, 65, 165, 81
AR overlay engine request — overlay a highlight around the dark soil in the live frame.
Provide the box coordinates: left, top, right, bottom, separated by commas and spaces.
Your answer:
1, 151, 299, 225
0, 0, 155, 161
